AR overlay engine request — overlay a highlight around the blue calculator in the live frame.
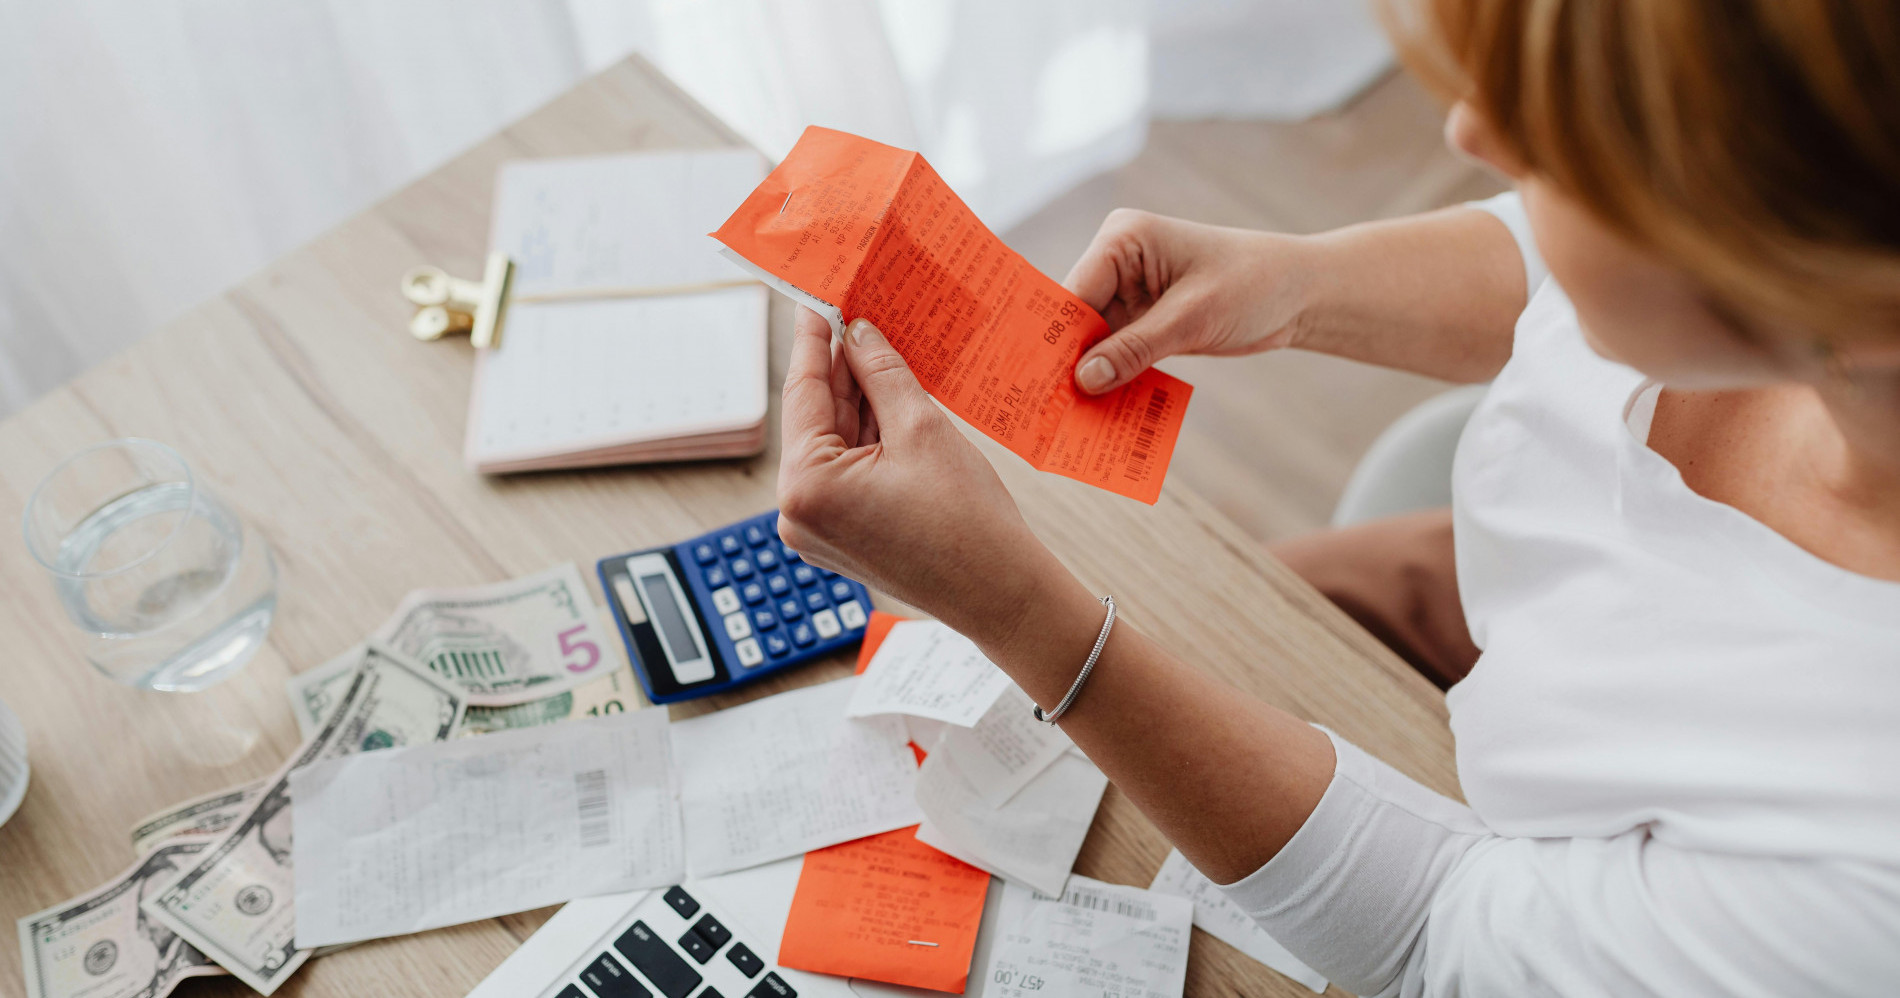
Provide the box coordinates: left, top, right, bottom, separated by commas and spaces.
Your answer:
597, 510, 874, 703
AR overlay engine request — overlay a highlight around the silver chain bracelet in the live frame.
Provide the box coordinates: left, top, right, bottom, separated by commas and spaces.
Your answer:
1032, 595, 1116, 724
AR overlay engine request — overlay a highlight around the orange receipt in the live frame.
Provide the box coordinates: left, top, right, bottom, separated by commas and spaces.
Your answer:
712, 126, 1192, 504
778, 826, 992, 992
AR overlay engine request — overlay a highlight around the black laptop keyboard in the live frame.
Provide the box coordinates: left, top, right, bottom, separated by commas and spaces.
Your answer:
555, 886, 796, 998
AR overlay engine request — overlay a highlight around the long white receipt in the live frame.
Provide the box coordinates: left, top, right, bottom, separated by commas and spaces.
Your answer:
846, 620, 1012, 727
986, 876, 1192, 998
937, 686, 1073, 807
671, 676, 922, 877
1150, 849, 1328, 993
289, 708, 683, 947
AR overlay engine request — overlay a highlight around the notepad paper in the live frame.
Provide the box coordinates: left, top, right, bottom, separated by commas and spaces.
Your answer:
289, 708, 683, 947
1150, 849, 1328, 993
467, 149, 770, 472
670, 677, 923, 877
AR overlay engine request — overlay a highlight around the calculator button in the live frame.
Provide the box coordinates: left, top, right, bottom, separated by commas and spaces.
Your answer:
766, 574, 791, 597
692, 914, 732, 949
726, 943, 765, 978
748, 972, 797, 998
780, 542, 802, 562
723, 612, 752, 641
811, 609, 841, 640
704, 566, 730, 589
803, 590, 828, 612
791, 622, 816, 647
711, 588, 742, 616
615, 921, 702, 998
818, 568, 838, 580
734, 637, 764, 668
744, 523, 770, 547
764, 633, 792, 658
740, 581, 766, 605
662, 887, 700, 919
752, 609, 777, 631
828, 580, 854, 601
792, 564, 818, 587
582, 952, 649, 998
719, 534, 743, 556
692, 543, 718, 566
777, 598, 803, 621
679, 930, 714, 964
730, 559, 754, 580
836, 600, 867, 630
754, 548, 779, 571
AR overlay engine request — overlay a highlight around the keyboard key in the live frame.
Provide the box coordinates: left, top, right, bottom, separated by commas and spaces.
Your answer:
828, 580, 854, 601
836, 600, 867, 630
719, 534, 743, 556
744, 523, 770, 546
725, 943, 764, 978
803, 590, 828, 612
582, 952, 652, 998
811, 609, 841, 639
723, 612, 752, 641
747, 973, 797, 998
615, 921, 703, 998
692, 543, 718, 566
764, 632, 792, 658
662, 887, 700, 919
740, 581, 766, 605
712, 588, 742, 616
752, 609, 778, 631
754, 548, 779, 571
557, 987, 587, 998
700, 990, 727, 998
780, 542, 802, 562
692, 915, 732, 949
734, 637, 764, 668
730, 557, 754, 579
791, 622, 816, 647
792, 565, 818, 587
777, 598, 803, 621
704, 566, 729, 589
679, 930, 715, 965
766, 574, 791, 597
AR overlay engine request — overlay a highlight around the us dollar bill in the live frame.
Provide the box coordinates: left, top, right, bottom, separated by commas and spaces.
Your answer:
17, 836, 226, 998
140, 644, 466, 995
373, 562, 616, 707
457, 663, 645, 736
283, 644, 367, 741
129, 780, 267, 857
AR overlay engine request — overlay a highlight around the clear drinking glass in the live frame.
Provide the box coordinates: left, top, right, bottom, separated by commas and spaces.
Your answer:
23, 439, 277, 706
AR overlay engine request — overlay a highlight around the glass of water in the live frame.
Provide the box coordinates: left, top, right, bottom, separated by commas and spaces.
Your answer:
24, 440, 276, 756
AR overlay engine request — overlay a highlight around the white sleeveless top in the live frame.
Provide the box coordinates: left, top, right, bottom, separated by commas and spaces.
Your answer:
1220, 193, 1900, 997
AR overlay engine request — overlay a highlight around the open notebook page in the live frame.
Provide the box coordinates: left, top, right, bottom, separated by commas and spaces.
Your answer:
467, 149, 769, 470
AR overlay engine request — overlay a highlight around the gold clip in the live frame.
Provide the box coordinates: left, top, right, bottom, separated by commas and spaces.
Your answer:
398, 252, 514, 348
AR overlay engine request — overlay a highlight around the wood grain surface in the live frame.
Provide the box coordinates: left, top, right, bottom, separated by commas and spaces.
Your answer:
0, 55, 1455, 998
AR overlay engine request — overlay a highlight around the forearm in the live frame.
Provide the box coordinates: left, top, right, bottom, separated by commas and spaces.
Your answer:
950, 551, 1335, 884
1282, 206, 1528, 382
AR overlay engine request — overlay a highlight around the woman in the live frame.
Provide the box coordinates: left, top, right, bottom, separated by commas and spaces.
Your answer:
776, 2, 1900, 994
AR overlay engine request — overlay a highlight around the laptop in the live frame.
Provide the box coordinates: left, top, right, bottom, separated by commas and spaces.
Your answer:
466, 857, 1009, 998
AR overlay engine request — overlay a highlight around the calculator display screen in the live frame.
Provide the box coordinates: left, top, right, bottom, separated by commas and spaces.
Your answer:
638, 572, 704, 665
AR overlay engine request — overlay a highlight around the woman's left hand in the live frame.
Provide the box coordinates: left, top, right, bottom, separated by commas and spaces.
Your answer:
775, 307, 1081, 647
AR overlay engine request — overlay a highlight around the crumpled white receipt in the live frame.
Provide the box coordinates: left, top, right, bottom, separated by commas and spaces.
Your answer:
937, 686, 1073, 807
290, 707, 682, 947
845, 620, 1012, 727
914, 744, 1107, 896
1150, 849, 1328, 993
985, 875, 1193, 998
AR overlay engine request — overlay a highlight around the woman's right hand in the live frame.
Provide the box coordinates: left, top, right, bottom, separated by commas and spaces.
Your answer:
1063, 209, 1313, 395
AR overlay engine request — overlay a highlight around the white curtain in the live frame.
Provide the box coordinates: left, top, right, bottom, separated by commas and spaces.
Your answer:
0, 0, 1386, 418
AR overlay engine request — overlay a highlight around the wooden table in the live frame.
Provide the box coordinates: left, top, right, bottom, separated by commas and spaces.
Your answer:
0, 55, 1456, 998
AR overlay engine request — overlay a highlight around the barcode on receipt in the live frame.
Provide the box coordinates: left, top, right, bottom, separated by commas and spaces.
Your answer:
1034, 886, 1158, 922
574, 769, 611, 847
